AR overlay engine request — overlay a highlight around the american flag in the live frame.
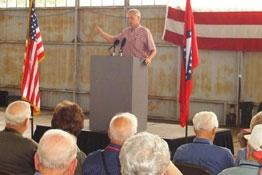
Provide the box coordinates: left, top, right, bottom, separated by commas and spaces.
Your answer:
21, 1, 45, 115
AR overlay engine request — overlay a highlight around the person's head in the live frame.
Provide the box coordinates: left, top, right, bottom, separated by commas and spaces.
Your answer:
127, 9, 141, 29
5, 101, 31, 133
250, 111, 262, 131
193, 111, 219, 141
246, 124, 262, 163
34, 129, 78, 175
108, 112, 137, 145
51, 101, 85, 137
119, 132, 170, 175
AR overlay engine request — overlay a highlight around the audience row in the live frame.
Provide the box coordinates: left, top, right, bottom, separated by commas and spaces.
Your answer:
0, 100, 262, 175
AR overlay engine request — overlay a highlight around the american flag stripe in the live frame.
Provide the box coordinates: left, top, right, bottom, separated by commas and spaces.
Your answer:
21, 2, 44, 115
163, 6, 262, 51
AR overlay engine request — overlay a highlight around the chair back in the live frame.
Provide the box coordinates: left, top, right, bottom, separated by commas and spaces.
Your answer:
174, 162, 212, 175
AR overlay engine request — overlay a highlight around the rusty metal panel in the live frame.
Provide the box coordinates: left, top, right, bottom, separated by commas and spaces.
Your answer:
0, 10, 27, 41
192, 50, 238, 101
79, 8, 125, 42
148, 99, 177, 119
39, 45, 75, 89
40, 91, 73, 108
76, 93, 89, 113
0, 43, 24, 86
242, 52, 262, 102
149, 46, 178, 97
190, 102, 225, 123
37, 9, 75, 42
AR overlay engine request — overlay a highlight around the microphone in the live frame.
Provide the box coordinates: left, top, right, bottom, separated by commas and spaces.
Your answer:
108, 39, 120, 56
119, 38, 126, 56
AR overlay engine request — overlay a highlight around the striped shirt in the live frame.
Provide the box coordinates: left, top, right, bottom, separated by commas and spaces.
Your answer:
115, 25, 156, 59
82, 143, 121, 175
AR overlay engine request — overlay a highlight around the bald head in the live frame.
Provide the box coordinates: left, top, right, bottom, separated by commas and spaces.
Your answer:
109, 112, 137, 145
37, 129, 77, 170
5, 101, 31, 125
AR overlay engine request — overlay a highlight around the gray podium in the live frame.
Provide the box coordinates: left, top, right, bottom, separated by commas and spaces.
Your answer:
90, 55, 148, 132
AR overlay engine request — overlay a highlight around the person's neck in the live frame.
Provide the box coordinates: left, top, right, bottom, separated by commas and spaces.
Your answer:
5, 124, 24, 135
38, 168, 67, 175
195, 132, 213, 141
111, 140, 123, 146
131, 24, 140, 30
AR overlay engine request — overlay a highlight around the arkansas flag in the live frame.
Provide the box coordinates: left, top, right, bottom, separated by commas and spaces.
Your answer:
164, 0, 199, 127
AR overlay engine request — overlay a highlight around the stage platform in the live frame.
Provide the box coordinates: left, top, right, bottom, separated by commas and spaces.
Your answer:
33, 121, 234, 159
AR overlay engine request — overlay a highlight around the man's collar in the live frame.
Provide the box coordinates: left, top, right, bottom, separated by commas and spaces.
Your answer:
193, 137, 213, 145
3, 127, 21, 135
239, 160, 261, 167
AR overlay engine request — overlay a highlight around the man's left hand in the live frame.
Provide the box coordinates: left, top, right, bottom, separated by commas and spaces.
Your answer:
144, 58, 151, 65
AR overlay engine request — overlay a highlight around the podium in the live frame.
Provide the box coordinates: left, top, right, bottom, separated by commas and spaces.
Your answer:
90, 56, 148, 132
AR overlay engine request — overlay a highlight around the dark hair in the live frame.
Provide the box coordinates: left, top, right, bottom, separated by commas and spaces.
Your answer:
51, 101, 85, 137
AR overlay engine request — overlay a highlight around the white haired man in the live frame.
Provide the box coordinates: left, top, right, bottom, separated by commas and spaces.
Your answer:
34, 129, 78, 175
119, 131, 182, 175
0, 101, 38, 175
82, 112, 138, 175
219, 124, 262, 175
173, 111, 234, 175
96, 9, 157, 65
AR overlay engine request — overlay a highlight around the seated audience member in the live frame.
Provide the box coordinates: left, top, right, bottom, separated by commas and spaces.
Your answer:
83, 112, 138, 175
119, 131, 182, 175
219, 124, 262, 175
34, 129, 78, 175
173, 111, 234, 175
51, 100, 86, 175
0, 101, 38, 175
236, 111, 262, 165
237, 105, 262, 149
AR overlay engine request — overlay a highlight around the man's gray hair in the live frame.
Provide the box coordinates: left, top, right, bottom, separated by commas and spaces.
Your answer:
109, 112, 138, 143
5, 101, 31, 125
193, 111, 219, 131
128, 9, 141, 18
119, 132, 170, 175
37, 129, 77, 169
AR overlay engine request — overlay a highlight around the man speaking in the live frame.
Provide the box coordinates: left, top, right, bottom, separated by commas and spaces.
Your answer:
97, 9, 157, 65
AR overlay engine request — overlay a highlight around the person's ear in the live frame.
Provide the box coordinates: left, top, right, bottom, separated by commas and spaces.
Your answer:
211, 127, 216, 135
107, 129, 111, 140
69, 158, 77, 175
34, 153, 40, 171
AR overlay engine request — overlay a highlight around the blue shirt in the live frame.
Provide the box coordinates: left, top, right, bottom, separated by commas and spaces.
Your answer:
82, 143, 121, 175
218, 160, 260, 175
235, 147, 247, 166
173, 137, 235, 175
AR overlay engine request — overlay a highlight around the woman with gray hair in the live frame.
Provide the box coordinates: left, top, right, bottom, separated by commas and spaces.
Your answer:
119, 131, 182, 175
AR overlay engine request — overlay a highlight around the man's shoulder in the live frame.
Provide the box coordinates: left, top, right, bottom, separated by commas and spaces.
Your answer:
0, 130, 37, 148
84, 149, 103, 164
212, 144, 232, 155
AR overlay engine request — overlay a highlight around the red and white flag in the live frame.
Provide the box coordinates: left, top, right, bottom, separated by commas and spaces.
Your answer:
21, 1, 45, 115
163, 0, 262, 51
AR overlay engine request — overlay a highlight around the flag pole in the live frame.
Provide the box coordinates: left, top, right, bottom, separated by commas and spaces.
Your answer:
27, 0, 34, 139
185, 123, 188, 143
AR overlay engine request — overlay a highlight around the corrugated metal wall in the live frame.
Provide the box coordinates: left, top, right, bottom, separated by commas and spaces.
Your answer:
1, 6, 261, 124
